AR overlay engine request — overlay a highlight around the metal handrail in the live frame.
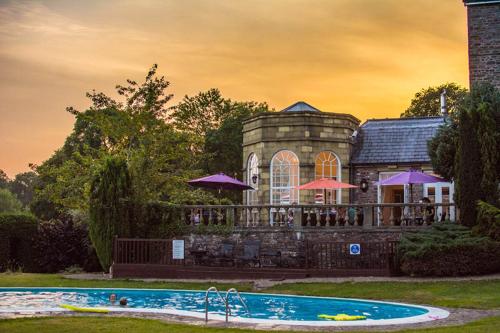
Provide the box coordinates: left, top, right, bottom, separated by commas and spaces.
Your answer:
225, 288, 250, 322
205, 286, 227, 322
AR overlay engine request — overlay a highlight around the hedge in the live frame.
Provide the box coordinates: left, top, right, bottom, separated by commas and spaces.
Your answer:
399, 223, 500, 276
0, 213, 38, 272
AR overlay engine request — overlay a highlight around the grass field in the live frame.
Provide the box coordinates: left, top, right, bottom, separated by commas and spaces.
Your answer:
1, 316, 500, 333
1, 273, 499, 333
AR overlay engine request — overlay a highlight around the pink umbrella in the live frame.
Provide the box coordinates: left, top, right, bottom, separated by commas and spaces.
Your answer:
297, 178, 357, 190
188, 173, 254, 192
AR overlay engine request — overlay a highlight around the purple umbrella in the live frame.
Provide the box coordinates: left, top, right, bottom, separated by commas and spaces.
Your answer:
188, 173, 254, 192
378, 170, 446, 202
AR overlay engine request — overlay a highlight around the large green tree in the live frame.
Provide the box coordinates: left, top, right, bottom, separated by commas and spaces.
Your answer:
33, 65, 202, 215
171, 88, 268, 181
401, 83, 467, 118
0, 188, 23, 213
0, 170, 9, 189
9, 172, 38, 207
89, 156, 132, 270
455, 84, 499, 226
427, 122, 458, 181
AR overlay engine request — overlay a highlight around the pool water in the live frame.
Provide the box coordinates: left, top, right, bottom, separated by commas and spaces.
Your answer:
0, 287, 436, 323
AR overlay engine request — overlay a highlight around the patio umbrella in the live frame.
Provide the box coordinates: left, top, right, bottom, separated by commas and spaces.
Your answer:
297, 178, 357, 204
188, 173, 254, 192
297, 178, 357, 190
377, 170, 445, 202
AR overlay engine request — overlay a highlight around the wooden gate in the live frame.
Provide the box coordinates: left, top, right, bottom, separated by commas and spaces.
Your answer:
113, 237, 185, 266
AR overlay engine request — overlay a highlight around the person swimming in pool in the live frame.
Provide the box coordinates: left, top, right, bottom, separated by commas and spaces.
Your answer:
109, 293, 117, 305
119, 297, 128, 306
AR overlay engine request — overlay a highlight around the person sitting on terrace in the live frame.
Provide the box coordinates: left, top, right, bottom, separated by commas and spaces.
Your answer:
421, 197, 435, 224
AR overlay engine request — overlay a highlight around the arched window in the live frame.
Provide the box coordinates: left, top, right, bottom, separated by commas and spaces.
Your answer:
270, 150, 299, 204
315, 151, 341, 204
246, 153, 259, 205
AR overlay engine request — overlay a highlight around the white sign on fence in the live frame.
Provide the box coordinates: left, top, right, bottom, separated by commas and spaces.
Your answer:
172, 240, 185, 260
349, 243, 361, 255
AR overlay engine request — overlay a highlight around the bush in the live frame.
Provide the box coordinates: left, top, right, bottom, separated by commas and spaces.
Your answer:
0, 213, 38, 272
33, 217, 101, 273
398, 223, 500, 276
0, 189, 23, 213
475, 200, 500, 241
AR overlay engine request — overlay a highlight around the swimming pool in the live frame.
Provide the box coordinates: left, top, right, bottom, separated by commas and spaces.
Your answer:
0, 287, 449, 326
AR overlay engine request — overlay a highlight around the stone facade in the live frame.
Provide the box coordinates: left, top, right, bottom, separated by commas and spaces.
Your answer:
352, 165, 430, 204
465, 1, 500, 89
182, 228, 403, 267
242, 111, 359, 205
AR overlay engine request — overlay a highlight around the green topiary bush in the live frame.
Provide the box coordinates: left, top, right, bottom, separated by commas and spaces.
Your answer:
398, 223, 500, 276
0, 213, 38, 272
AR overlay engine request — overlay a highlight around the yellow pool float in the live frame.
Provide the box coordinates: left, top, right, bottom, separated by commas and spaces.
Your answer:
318, 313, 366, 321
60, 304, 109, 313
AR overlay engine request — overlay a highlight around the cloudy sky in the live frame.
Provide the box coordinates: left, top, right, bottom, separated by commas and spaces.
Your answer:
0, 0, 469, 177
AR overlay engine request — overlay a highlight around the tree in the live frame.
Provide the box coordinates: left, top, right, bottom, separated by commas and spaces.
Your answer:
0, 170, 9, 189
0, 188, 23, 213
171, 89, 268, 182
33, 65, 199, 214
88, 156, 132, 271
401, 83, 467, 118
9, 171, 38, 207
427, 122, 457, 181
455, 84, 500, 227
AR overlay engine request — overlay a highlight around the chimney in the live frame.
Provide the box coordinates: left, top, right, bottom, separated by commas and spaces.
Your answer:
440, 89, 447, 117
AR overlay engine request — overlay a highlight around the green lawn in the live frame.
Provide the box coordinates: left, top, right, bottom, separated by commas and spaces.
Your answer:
1, 273, 499, 333
0, 273, 252, 292
265, 280, 500, 309
1, 316, 499, 333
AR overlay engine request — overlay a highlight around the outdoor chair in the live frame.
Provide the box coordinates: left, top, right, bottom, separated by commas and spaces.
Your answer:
235, 240, 261, 267
210, 241, 235, 267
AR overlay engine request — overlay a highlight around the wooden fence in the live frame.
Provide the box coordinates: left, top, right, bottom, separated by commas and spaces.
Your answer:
305, 241, 399, 271
113, 237, 185, 266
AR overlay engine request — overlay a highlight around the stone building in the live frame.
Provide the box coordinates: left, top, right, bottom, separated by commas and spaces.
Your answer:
242, 102, 455, 221
463, 0, 500, 89
242, 102, 359, 206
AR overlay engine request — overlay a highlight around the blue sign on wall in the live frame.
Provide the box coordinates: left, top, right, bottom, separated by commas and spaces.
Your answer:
349, 243, 361, 255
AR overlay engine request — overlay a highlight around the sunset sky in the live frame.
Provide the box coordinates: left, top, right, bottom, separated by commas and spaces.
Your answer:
0, 0, 469, 177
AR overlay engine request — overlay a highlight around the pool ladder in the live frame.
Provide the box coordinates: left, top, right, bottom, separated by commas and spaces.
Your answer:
205, 287, 250, 323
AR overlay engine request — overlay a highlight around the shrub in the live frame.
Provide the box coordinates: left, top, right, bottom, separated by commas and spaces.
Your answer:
33, 218, 101, 273
0, 213, 38, 272
0, 188, 23, 213
475, 200, 500, 241
398, 223, 500, 276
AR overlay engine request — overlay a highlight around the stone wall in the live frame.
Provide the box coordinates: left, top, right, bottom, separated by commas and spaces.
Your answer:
180, 228, 403, 267
466, 3, 500, 89
242, 111, 359, 205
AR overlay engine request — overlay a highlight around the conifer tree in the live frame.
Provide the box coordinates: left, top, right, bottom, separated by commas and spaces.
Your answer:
89, 156, 132, 270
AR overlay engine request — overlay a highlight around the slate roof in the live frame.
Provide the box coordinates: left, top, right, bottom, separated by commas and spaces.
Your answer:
281, 101, 321, 112
351, 117, 445, 165
463, 0, 500, 5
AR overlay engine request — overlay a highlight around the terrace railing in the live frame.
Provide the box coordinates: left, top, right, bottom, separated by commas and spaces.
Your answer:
177, 203, 456, 229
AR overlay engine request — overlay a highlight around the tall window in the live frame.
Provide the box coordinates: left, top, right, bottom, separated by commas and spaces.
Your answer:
246, 153, 259, 205
315, 151, 341, 204
270, 150, 299, 204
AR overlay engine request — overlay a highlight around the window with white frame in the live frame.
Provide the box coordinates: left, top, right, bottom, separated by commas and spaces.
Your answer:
246, 153, 259, 205
315, 151, 341, 204
270, 150, 299, 204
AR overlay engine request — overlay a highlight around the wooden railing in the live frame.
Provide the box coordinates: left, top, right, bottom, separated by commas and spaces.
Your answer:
113, 237, 185, 266
176, 203, 456, 228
